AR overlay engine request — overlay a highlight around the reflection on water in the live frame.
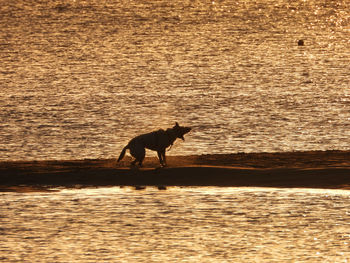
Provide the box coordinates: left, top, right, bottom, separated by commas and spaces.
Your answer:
1, 187, 349, 262
0, 0, 350, 160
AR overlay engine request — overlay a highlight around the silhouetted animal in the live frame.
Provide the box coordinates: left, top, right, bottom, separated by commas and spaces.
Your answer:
117, 122, 191, 167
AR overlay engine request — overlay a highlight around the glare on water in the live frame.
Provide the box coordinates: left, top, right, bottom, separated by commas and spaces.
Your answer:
0, 187, 349, 262
1, 1, 349, 262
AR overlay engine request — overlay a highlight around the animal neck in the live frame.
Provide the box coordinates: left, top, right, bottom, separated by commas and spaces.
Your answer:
165, 128, 177, 146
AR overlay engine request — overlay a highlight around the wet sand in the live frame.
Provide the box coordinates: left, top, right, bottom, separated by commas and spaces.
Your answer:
0, 151, 349, 192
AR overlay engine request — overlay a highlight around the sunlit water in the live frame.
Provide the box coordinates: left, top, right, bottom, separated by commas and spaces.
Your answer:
1, 0, 350, 160
0, 187, 349, 262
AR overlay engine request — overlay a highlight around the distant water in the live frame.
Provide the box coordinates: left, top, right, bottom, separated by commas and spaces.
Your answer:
1, 0, 349, 160
1, 187, 349, 262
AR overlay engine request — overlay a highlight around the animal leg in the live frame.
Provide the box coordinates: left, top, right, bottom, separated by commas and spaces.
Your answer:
138, 151, 145, 166
157, 151, 164, 166
157, 149, 166, 167
130, 143, 145, 167
131, 152, 145, 167
161, 149, 167, 166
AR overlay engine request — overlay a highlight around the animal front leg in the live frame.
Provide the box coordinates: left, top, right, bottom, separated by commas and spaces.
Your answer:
161, 149, 167, 167
157, 151, 164, 166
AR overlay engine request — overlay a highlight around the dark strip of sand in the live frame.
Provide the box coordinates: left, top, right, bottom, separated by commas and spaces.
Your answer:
0, 151, 349, 192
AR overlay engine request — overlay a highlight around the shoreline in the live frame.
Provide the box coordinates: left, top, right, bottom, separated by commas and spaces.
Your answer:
1, 150, 350, 192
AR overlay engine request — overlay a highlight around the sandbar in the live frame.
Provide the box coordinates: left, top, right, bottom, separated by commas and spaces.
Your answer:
0, 151, 349, 192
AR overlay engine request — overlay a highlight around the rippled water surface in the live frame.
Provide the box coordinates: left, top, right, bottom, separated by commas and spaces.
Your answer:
1, 187, 349, 262
0, 0, 349, 160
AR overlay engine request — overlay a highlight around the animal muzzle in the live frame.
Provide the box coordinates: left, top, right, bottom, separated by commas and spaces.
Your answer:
181, 127, 191, 140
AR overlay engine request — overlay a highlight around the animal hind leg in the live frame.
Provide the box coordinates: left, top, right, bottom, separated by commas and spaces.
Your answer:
130, 145, 145, 167
137, 150, 145, 166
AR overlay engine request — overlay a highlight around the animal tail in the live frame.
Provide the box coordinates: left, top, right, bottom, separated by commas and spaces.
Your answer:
117, 145, 129, 162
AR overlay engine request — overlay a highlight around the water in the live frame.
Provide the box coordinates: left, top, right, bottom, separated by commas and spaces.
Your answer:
1, 0, 349, 160
0, 187, 349, 262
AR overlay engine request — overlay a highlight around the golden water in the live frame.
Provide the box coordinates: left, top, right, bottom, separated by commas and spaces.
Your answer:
0, 0, 349, 160
1, 187, 349, 262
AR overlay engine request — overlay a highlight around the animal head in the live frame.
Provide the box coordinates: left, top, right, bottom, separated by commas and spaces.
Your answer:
172, 122, 191, 140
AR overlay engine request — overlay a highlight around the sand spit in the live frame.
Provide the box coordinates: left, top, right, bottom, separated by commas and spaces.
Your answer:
0, 151, 349, 192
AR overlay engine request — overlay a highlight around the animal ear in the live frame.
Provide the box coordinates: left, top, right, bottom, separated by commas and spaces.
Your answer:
175, 122, 179, 127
